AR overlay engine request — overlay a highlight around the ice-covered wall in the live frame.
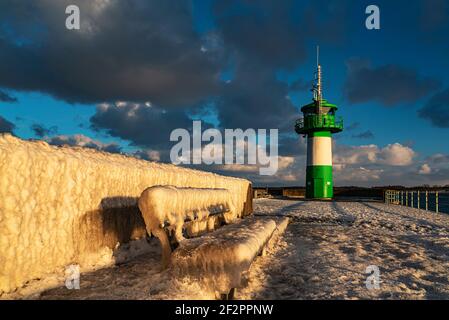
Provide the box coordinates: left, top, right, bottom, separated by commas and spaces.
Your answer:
0, 134, 252, 296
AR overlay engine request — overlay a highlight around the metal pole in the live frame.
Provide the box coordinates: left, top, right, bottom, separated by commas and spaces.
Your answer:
406, 191, 408, 206
436, 192, 439, 213
426, 191, 428, 211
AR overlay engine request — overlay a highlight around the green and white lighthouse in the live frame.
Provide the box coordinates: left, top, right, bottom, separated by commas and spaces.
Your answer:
295, 47, 343, 199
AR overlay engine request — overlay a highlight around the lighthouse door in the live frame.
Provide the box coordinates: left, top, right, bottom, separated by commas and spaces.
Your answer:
313, 178, 324, 198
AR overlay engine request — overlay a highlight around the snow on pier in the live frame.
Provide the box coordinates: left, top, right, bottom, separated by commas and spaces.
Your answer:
36, 199, 449, 300
239, 199, 449, 299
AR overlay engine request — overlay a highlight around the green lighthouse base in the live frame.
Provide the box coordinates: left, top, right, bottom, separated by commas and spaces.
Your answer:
305, 165, 333, 199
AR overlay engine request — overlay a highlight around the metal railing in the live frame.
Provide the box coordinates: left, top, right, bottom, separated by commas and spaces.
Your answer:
295, 114, 343, 134
384, 190, 442, 213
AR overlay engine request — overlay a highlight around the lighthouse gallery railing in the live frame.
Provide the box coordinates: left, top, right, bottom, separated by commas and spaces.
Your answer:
295, 114, 343, 134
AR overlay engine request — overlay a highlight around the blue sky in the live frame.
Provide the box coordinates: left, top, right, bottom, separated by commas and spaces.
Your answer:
1, 0, 448, 186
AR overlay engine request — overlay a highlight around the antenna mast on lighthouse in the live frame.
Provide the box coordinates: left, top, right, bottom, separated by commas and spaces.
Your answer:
315, 45, 322, 112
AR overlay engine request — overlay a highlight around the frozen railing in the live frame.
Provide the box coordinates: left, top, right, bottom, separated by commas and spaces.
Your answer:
138, 186, 241, 267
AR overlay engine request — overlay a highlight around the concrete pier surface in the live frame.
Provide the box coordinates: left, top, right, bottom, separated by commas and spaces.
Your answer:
35, 199, 449, 300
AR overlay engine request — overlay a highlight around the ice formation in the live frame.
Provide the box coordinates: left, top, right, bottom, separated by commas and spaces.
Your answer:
171, 217, 277, 294
0, 134, 252, 296
138, 186, 239, 267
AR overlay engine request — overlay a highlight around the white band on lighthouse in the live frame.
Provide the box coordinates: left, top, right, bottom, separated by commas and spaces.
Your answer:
307, 136, 333, 166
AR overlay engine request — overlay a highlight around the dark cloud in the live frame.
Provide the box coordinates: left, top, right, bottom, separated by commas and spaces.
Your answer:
0, 0, 222, 106
419, 0, 449, 33
418, 88, 449, 128
352, 130, 374, 139
132, 149, 162, 162
278, 135, 307, 157
289, 79, 311, 92
0, 0, 349, 150
89, 102, 194, 148
346, 122, 360, 131
47, 134, 122, 153
344, 59, 441, 106
209, 0, 349, 135
81, 0, 350, 173
426, 153, 449, 164
213, 1, 306, 70
0, 90, 17, 103
216, 66, 298, 132
0, 116, 15, 133
31, 123, 58, 137
212, 0, 348, 70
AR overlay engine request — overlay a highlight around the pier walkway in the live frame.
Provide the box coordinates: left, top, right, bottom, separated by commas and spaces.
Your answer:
36, 199, 449, 300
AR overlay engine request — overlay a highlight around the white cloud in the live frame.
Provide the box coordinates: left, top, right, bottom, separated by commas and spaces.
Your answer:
378, 143, 415, 166
277, 156, 295, 170
218, 163, 259, 173
46, 134, 121, 153
133, 149, 161, 161
217, 156, 294, 173
418, 163, 432, 174
334, 143, 415, 166
333, 144, 378, 165
336, 166, 383, 182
